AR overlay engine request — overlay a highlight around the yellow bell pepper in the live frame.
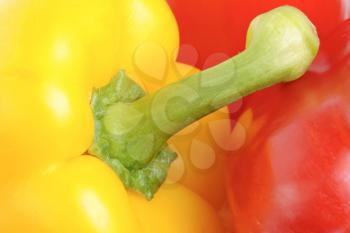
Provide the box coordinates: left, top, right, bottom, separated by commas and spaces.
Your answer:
0, 0, 227, 209
1, 156, 224, 233
0, 1, 224, 232
0, 0, 179, 86
0, 1, 319, 232
0, 0, 178, 183
0, 156, 142, 233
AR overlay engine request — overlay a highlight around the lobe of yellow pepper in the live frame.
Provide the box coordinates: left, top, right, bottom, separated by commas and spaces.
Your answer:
0, 156, 142, 233
94, 0, 180, 88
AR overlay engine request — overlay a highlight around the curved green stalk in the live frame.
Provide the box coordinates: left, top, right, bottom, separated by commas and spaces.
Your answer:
89, 6, 319, 199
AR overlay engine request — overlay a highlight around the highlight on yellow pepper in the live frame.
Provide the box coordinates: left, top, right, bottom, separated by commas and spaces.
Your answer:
110, 0, 180, 88
0, 0, 179, 88
0, 73, 94, 185
129, 183, 224, 233
0, 156, 142, 233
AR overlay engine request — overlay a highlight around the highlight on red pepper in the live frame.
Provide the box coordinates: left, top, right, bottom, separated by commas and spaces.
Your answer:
226, 18, 350, 233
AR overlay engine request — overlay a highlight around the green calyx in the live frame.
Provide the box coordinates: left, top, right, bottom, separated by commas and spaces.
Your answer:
89, 6, 320, 199
89, 71, 177, 199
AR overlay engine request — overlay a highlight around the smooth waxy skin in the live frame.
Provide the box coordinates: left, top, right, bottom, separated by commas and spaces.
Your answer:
0, 0, 179, 182
0, 0, 120, 182
129, 183, 224, 233
0, 76, 94, 185
0, 156, 142, 233
0, 0, 121, 87
0, 0, 179, 87
168, 109, 230, 209
226, 19, 350, 233
106, 0, 180, 88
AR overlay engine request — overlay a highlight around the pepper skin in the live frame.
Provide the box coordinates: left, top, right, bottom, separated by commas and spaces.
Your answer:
0, 0, 178, 183
168, 0, 348, 68
0, 155, 225, 233
129, 183, 224, 233
0, 0, 179, 88
0, 73, 94, 185
0, 156, 142, 233
96, 0, 180, 87
226, 19, 350, 233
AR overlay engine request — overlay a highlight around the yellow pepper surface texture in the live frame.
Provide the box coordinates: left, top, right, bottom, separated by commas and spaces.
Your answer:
0, 0, 228, 232
0, 0, 179, 183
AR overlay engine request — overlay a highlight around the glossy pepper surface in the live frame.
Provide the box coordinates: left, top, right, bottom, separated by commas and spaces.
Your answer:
0, 0, 179, 183
0, 3, 320, 233
226, 18, 350, 233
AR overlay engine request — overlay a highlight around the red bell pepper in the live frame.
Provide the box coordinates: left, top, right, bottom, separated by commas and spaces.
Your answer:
226, 19, 350, 233
168, 0, 349, 69
169, 0, 350, 232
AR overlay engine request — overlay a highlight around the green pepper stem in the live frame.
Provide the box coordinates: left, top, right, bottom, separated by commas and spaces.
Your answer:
94, 6, 319, 171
